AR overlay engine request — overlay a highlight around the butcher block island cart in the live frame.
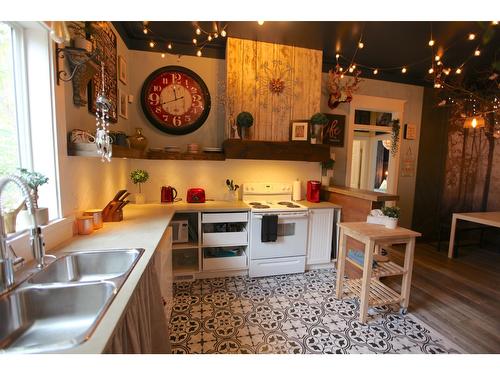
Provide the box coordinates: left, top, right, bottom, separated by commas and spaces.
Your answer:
335, 222, 421, 323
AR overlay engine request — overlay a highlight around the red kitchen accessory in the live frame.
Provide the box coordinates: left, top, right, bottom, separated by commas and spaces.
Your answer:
306, 180, 321, 203
187, 188, 205, 203
161, 186, 178, 203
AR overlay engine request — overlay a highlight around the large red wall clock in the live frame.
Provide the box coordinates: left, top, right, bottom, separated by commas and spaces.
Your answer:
140, 66, 211, 135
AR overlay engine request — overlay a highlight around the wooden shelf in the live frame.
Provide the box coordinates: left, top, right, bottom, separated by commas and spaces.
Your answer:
172, 241, 199, 250
344, 278, 402, 307
346, 258, 405, 278
147, 150, 225, 161
222, 139, 330, 162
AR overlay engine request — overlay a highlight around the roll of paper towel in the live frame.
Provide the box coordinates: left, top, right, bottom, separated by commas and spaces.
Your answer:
293, 179, 301, 201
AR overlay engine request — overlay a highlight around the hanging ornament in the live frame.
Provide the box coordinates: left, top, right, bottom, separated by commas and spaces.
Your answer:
327, 64, 362, 109
95, 62, 112, 162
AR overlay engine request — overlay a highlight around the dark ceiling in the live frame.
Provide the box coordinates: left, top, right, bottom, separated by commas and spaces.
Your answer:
113, 21, 499, 86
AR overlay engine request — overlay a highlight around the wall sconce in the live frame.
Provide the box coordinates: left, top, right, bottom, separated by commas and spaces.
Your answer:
463, 116, 485, 129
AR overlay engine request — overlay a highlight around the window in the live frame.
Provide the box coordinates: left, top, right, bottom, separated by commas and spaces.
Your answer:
0, 21, 60, 225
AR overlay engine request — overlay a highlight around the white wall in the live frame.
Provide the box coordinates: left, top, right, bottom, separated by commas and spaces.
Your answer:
128, 159, 321, 202
320, 75, 424, 227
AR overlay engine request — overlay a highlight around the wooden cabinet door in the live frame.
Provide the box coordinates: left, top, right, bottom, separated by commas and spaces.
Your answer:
307, 209, 334, 265
155, 226, 173, 322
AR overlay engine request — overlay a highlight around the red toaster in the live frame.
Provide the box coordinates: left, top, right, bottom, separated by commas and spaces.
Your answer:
187, 188, 206, 203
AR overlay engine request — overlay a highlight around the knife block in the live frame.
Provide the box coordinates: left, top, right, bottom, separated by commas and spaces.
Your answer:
102, 190, 129, 222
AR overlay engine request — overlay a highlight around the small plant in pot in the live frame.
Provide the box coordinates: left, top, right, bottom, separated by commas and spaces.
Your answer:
130, 169, 149, 204
236, 111, 254, 139
310, 112, 329, 143
16, 168, 50, 227
381, 205, 400, 229
320, 159, 335, 186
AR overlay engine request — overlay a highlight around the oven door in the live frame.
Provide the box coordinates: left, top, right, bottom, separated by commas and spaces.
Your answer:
250, 211, 309, 260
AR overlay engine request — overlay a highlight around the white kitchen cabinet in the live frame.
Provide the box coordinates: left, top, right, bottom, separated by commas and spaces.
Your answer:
307, 208, 335, 265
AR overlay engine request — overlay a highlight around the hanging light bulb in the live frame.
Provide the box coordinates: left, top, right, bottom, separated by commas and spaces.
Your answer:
401, 67, 407, 73
50, 21, 71, 44
196, 27, 201, 35
257, 21, 265, 25
193, 38, 197, 45
428, 39, 435, 46
196, 49, 202, 57
221, 29, 227, 37
444, 68, 451, 75
149, 41, 155, 48
474, 49, 481, 56
143, 28, 148, 35
428, 67, 434, 74
214, 32, 218, 38
161, 53, 165, 58
358, 41, 364, 49
373, 68, 378, 75
435, 55, 441, 61
456, 68, 462, 74
468, 33, 476, 40
167, 43, 173, 50
207, 34, 212, 41
335, 53, 340, 59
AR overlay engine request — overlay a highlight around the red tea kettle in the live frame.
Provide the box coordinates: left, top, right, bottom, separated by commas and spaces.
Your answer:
161, 186, 178, 203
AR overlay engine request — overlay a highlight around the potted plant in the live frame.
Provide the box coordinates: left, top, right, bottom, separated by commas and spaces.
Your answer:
320, 159, 335, 186
16, 168, 50, 227
381, 205, 400, 229
310, 112, 329, 143
225, 179, 240, 201
130, 169, 149, 204
236, 111, 253, 139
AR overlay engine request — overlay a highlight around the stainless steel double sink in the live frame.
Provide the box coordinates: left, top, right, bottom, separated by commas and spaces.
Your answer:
0, 248, 144, 353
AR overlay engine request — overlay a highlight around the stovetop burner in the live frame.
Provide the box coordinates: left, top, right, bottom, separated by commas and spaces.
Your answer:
277, 201, 292, 205
253, 205, 270, 209
248, 202, 262, 205
286, 204, 301, 208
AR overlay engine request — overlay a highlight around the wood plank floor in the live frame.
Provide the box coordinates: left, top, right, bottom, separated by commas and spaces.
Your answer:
384, 242, 500, 353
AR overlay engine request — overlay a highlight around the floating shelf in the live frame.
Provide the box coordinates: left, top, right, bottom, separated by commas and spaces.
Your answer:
344, 278, 402, 307
222, 140, 330, 162
147, 149, 225, 161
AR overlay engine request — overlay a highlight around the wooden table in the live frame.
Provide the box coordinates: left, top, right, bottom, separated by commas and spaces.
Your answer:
448, 212, 500, 259
335, 222, 421, 323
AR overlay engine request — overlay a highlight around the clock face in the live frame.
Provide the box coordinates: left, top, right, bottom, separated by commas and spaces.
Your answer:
141, 66, 211, 135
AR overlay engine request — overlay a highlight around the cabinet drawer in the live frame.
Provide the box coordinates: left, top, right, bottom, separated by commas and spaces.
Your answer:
203, 229, 247, 246
202, 212, 248, 223
203, 249, 247, 271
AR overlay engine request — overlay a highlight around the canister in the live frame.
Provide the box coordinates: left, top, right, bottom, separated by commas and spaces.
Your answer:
83, 209, 103, 229
77, 216, 94, 235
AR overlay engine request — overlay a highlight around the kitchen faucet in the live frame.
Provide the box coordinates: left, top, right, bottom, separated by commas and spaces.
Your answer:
0, 175, 46, 293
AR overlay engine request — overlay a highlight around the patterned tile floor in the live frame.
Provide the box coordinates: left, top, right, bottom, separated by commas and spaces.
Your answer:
169, 269, 462, 354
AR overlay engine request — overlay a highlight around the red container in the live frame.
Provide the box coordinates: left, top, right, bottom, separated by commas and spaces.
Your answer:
306, 180, 321, 203
161, 186, 177, 203
187, 188, 206, 203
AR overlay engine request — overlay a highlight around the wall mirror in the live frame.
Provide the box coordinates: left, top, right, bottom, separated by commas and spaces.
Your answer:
345, 95, 406, 195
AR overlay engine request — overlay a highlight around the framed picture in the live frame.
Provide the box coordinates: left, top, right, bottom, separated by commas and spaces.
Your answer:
118, 55, 127, 85
118, 89, 128, 119
404, 123, 417, 140
322, 113, 346, 147
290, 121, 309, 141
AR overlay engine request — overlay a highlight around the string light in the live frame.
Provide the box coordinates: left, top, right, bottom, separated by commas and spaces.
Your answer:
358, 41, 364, 49
193, 38, 197, 45
339, 67, 343, 72
428, 67, 434, 74
221, 29, 227, 37
468, 33, 476, 40
167, 43, 173, 50
474, 49, 481, 56
207, 35, 212, 41
401, 67, 407, 73
444, 68, 451, 75
373, 68, 378, 75
214, 32, 218, 38
196, 28, 201, 35
340, 74, 344, 78
428, 39, 435, 46
161, 53, 165, 58
435, 55, 441, 61
149, 41, 155, 48
196, 49, 202, 57
456, 68, 462, 74
335, 53, 340, 59
143, 28, 148, 35
257, 21, 264, 25
437, 61, 443, 66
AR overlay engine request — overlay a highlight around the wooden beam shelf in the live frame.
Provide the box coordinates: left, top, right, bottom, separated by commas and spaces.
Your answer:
222, 140, 330, 162
147, 149, 225, 161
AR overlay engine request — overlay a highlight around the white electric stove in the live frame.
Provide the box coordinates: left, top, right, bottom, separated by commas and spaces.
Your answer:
243, 182, 308, 277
